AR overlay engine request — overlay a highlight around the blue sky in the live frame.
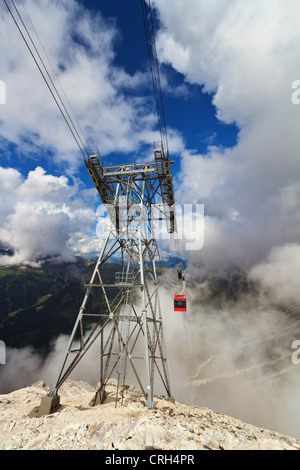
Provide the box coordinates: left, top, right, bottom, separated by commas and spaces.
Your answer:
0, 0, 300, 280
89, 0, 239, 158
1, 0, 238, 176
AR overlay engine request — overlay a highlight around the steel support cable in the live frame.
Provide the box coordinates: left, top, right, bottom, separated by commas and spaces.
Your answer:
147, 0, 169, 153
141, 0, 183, 283
18, 0, 91, 155
140, 0, 169, 154
4, 0, 89, 161
141, 0, 162, 139
10, 0, 89, 159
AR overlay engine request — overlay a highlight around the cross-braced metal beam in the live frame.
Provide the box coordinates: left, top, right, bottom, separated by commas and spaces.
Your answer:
42, 144, 175, 410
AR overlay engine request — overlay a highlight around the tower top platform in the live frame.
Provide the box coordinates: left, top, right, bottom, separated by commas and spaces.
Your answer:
84, 142, 176, 233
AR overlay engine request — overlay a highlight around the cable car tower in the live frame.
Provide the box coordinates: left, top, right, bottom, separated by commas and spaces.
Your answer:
34, 0, 178, 414
43, 143, 176, 411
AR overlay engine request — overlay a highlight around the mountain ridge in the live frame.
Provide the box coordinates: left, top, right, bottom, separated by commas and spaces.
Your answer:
0, 259, 121, 352
0, 379, 299, 451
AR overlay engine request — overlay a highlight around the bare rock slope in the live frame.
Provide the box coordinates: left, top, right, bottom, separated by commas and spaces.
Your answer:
0, 379, 299, 451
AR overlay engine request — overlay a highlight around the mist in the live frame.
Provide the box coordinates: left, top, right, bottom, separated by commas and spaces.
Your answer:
1, 244, 300, 439
170, 290, 300, 438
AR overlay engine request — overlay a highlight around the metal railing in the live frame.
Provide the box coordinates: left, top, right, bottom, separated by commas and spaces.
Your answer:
115, 272, 135, 286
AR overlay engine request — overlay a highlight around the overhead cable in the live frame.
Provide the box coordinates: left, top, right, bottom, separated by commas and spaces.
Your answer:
4, 0, 90, 161
141, 0, 169, 155
18, 0, 91, 155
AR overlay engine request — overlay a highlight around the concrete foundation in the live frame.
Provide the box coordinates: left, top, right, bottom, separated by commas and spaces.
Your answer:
29, 395, 61, 418
89, 389, 107, 406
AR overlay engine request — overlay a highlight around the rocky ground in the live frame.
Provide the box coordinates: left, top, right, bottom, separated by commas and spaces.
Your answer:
0, 379, 300, 451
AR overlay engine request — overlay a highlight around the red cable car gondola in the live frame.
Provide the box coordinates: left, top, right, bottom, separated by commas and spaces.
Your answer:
174, 294, 187, 312
174, 270, 187, 312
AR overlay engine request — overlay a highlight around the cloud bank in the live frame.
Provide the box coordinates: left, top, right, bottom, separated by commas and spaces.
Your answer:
0, 0, 160, 171
1, 0, 299, 271
0, 165, 99, 266
0, 0, 186, 266
153, 0, 300, 276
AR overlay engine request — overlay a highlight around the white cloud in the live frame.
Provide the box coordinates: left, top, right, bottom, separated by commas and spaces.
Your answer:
0, 166, 98, 266
1, 0, 300, 278
153, 0, 300, 276
0, 0, 160, 171
249, 244, 300, 306
0, 167, 23, 223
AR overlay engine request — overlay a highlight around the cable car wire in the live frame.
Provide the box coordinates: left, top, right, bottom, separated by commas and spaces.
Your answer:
3, 0, 90, 161
140, 0, 169, 155
18, 0, 91, 155
141, 0, 185, 295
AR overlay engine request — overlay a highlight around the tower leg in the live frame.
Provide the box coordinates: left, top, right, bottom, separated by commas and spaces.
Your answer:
29, 395, 60, 418
89, 387, 107, 406
143, 309, 155, 408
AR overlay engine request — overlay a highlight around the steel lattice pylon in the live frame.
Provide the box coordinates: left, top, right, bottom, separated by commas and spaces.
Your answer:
37, 143, 176, 414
